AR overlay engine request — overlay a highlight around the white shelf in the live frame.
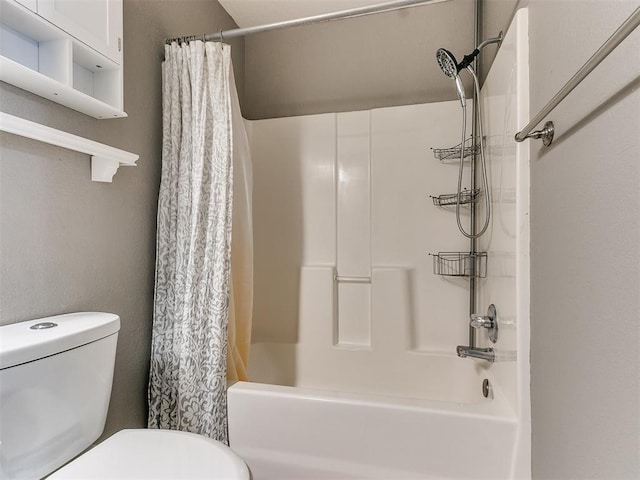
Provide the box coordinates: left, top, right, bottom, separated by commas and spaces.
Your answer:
0, 56, 126, 119
0, 112, 138, 182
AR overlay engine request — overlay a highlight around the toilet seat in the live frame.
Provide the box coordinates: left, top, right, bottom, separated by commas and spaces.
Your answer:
48, 429, 250, 479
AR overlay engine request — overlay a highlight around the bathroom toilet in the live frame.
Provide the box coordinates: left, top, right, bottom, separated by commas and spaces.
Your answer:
0, 312, 250, 480
48, 429, 248, 479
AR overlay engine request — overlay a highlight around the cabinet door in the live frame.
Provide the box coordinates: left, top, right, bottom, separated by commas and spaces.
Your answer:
37, 0, 122, 64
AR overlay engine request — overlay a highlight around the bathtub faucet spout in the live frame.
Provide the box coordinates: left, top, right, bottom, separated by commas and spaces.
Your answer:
456, 345, 495, 363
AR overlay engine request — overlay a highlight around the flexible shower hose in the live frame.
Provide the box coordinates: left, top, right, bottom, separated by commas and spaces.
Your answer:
455, 65, 490, 239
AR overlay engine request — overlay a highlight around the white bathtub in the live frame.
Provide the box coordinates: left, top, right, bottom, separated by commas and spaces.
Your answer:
228, 381, 517, 479
228, 340, 518, 479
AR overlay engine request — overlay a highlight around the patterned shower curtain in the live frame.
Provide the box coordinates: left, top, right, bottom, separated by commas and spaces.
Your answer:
148, 40, 236, 443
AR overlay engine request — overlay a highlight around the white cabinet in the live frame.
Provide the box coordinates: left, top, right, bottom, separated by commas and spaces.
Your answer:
0, 0, 126, 118
37, 0, 122, 64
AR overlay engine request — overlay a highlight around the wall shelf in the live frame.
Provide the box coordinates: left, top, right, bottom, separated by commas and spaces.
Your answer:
0, 112, 138, 182
0, 56, 126, 119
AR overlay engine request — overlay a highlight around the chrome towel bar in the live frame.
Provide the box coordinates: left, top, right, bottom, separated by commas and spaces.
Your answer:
515, 6, 640, 145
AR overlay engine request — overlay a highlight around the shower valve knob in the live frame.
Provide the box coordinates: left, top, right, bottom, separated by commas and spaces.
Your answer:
470, 314, 493, 329
469, 304, 498, 343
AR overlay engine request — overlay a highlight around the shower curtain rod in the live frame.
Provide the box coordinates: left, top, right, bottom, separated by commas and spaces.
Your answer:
165, 0, 449, 44
515, 5, 640, 143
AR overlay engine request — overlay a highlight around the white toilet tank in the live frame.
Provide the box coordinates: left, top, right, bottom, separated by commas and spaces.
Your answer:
0, 312, 120, 479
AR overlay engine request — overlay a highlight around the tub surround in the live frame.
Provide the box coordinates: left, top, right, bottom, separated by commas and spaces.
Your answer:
240, 9, 531, 478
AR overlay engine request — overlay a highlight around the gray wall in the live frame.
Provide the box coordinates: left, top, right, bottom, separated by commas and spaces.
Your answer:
478, 0, 518, 81
243, 0, 474, 119
484, 0, 639, 478
0, 0, 243, 439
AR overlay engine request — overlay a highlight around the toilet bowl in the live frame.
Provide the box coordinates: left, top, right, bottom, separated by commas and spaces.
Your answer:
49, 429, 249, 479
0, 312, 249, 479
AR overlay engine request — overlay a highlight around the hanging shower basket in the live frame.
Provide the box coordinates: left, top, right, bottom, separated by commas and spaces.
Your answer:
431, 137, 479, 162
430, 252, 488, 278
430, 188, 480, 207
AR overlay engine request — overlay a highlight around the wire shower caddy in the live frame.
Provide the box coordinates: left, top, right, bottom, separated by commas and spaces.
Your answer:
431, 137, 479, 162
430, 252, 488, 278
430, 188, 480, 207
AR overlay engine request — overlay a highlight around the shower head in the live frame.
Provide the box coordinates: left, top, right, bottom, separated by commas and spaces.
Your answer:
435, 33, 502, 108
436, 48, 466, 107
436, 33, 503, 79
436, 48, 459, 78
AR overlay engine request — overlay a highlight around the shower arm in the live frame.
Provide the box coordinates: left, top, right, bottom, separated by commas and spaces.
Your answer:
477, 34, 503, 51
457, 34, 503, 71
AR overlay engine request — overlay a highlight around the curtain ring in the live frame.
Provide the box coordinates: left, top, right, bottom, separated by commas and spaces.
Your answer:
219, 30, 224, 42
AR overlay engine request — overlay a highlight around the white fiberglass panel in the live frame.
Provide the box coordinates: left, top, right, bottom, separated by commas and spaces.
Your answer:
336, 111, 371, 278
478, 8, 531, 478
248, 339, 488, 404
250, 114, 336, 342
250, 100, 473, 353
371, 102, 471, 351
336, 111, 372, 346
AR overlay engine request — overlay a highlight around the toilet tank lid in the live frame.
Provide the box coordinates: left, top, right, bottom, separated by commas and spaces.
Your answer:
0, 312, 120, 369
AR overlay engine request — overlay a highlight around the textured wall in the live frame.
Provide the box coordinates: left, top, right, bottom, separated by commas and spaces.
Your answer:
484, 1, 640, 478
242, 0, 474, 119
0, 0, 243, 439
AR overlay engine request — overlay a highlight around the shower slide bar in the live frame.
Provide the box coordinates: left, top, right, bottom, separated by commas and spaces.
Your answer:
165, 0, 449, 44
515, 6, 640, 145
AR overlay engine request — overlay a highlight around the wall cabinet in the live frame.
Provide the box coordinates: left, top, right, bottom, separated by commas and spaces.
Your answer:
37, 0, 122, 64
0, 0, 126, 118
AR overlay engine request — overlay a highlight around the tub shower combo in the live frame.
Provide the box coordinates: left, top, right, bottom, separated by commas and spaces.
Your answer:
226, 7, 533, 480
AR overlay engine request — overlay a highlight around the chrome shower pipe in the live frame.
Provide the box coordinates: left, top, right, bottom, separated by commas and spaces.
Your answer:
468, 0, 480, 348
466, 4, 502, 347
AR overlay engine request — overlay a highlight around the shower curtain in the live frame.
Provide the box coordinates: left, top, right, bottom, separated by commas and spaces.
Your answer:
148, 40, 252, 443
227, 68, 253, 382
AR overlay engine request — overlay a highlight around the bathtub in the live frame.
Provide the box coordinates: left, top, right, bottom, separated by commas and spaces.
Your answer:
228, 344, 518, 479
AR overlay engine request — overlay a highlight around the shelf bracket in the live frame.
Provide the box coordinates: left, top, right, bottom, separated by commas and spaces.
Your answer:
91, 157, 120, 182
